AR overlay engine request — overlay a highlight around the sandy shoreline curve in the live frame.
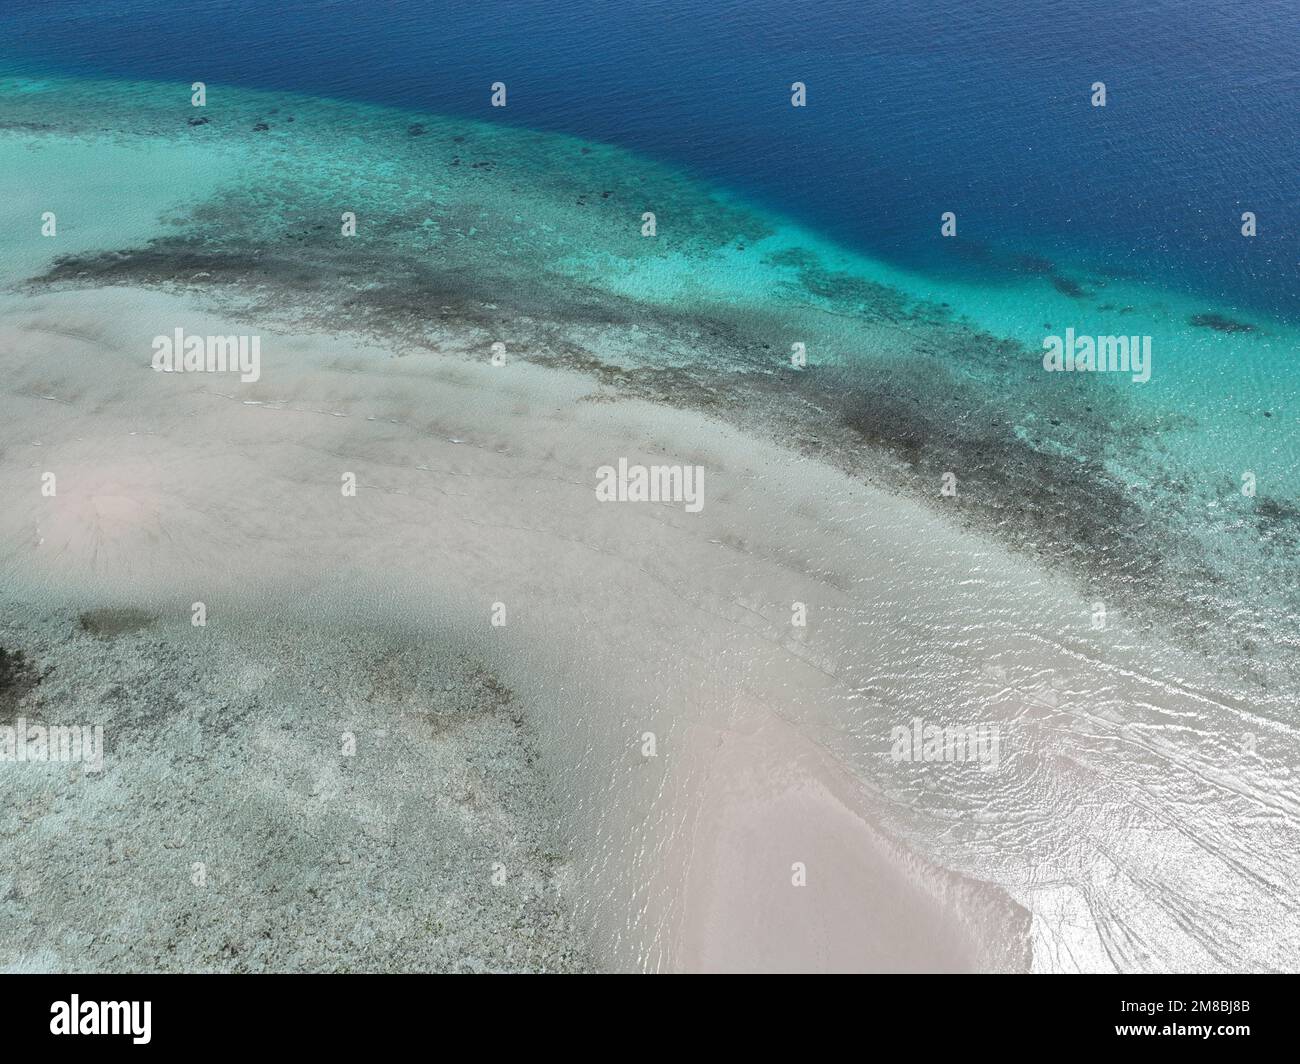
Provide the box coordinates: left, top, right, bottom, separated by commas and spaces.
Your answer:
5, 284, 1295, 971
0, 285, 1036, 971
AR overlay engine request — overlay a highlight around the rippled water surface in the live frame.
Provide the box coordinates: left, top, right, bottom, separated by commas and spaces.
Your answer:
1, 1, 1298, 972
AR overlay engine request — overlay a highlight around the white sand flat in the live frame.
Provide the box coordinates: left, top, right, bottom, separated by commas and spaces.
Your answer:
4, 284, 1294, 971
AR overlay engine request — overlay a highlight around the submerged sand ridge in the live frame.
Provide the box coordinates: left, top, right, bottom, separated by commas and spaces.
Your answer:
2, 71, 1299, 971
3, 284, 1299, 971
0, 287, 1037, 971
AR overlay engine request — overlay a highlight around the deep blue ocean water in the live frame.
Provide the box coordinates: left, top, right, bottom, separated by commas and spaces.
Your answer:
3, 0, 1298, 322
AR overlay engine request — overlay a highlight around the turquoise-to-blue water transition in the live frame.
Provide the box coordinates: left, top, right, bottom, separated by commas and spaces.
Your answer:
2, 0, 1297, 711
3, 0, 1298, 322
4, 0, 1300, 976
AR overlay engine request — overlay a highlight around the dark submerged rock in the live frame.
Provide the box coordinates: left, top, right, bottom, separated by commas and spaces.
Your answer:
1190, 312, 1256, 334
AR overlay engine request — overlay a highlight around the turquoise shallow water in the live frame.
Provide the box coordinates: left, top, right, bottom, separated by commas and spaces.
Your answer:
4, 0, 1298, 323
